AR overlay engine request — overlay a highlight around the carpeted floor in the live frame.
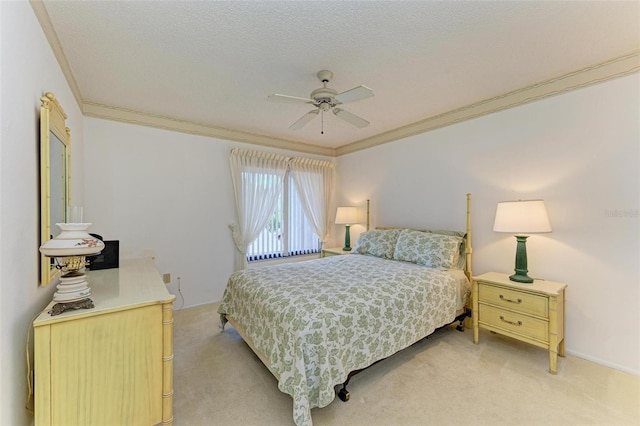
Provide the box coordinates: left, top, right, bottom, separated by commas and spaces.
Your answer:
172, 303, 639, 426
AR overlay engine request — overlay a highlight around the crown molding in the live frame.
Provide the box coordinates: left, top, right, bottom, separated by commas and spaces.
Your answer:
31, 0, 334, 157
82, 103, 337, 157
336, 51, 640, 156
84, 52, 638, 158
30, 0, 84, 111
31, 1, 638, 159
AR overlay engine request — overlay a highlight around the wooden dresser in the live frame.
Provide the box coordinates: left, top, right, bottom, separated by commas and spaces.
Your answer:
34, 258, 176, 425
472, 272, 567, 374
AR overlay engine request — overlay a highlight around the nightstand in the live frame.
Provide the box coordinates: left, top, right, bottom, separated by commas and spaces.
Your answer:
472, 272, 567, 374
321, 247, 352, 257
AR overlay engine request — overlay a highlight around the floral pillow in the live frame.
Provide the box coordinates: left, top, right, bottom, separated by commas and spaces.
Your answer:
394, 229, 463, 269
354, 229, 400, 259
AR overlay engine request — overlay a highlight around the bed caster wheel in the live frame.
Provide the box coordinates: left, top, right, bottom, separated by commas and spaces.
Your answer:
337, 388, 350, 402
456, 324, 464, 332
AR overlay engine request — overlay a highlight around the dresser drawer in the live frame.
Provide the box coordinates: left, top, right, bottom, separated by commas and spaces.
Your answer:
478, 283, 548, 317
479, 304, 549, 342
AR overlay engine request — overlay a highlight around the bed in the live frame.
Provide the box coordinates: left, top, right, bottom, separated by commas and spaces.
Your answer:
218, 194, 473, 426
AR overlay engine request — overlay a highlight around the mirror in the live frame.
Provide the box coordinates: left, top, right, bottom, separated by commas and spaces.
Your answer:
40, 92, 70, 286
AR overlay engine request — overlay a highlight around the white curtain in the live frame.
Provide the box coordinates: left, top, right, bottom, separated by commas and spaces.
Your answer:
229, 148, 288, 270
289, 157, 336, 247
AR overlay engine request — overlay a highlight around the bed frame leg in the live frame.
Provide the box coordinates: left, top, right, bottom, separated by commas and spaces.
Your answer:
337, 379, 351, 402
220, 314, 228, 331
337, 367, 364, 402
335, 307, 472, 403
455, 309, 471, 332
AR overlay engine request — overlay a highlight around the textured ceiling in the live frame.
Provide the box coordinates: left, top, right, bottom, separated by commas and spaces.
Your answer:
40, 1, 639, 151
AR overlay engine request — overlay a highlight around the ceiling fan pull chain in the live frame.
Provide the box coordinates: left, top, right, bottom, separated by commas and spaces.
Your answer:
321, 111, 324, 135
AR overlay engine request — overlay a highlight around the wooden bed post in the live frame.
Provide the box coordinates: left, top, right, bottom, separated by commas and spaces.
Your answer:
465, 193, 473, 282
464, 193, 473, 329
366, 199, 370, 231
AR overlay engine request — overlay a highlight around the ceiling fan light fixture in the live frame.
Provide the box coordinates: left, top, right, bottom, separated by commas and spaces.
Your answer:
310, 87, 338, 101
268, 70, 374, 131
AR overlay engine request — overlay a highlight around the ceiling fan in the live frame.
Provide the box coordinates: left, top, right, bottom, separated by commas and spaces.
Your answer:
268, 70, 374, 132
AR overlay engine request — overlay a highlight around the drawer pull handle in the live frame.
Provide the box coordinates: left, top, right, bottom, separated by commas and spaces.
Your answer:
499, 295, 522, 304
500, 316, 522, 326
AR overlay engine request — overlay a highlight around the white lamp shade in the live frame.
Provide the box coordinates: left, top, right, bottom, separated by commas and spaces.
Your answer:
335, 206, 360, 225
39, 223, 104, 257
493, 200, 552, 234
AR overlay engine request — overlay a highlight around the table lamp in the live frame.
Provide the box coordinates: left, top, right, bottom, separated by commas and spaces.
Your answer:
493, 199, 552, 283
39, 208, 104, 315
335, 206, 359, 251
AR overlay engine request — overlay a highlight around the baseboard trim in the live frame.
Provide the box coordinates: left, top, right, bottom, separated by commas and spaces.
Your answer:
565, 349, 639, 376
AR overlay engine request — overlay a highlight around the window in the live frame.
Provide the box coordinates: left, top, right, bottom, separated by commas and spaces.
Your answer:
247, 172, 320, 261
229, 148, 334, 270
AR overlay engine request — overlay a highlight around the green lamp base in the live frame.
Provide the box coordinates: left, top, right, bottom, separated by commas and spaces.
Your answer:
509, 272, 534, 283
509, 235, 534, 283
342, 225, 352, 251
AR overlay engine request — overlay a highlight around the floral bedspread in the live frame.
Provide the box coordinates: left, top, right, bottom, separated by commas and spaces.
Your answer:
218, 254, 466, 426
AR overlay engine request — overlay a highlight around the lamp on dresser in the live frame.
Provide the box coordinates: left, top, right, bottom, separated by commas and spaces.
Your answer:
335, 206, 360, 251
39, 207, 104, 314
493, 199, 552, 283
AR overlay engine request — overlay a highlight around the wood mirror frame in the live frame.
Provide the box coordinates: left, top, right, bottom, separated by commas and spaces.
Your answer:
40, 92, 71, 286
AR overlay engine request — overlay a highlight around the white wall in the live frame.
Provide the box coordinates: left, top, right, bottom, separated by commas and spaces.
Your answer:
335, 73, 640, 374
83, 117, 333, 307
0, 2, 86, 424
1, 7, 636, 426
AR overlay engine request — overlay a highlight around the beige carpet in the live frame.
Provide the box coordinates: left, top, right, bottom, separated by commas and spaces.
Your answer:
173, 303, 639, 426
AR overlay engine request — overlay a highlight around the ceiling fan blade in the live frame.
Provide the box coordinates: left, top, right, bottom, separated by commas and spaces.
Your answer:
268, 94, 314, 104
289, 109, 319, 130
332, 108, 369, 128
334, 85, 374, 104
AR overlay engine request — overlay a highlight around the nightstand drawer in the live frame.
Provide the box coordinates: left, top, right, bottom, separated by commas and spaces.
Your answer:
480, 305, 549, 342
479, 284, 548, 317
